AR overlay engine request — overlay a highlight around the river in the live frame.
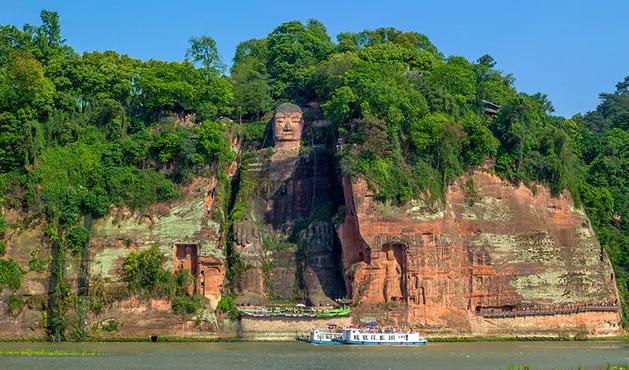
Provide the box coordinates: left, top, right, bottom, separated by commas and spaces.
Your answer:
0, 341, 628, 369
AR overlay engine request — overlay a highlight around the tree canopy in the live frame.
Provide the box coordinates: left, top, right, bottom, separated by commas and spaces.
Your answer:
0, 10, 235, 236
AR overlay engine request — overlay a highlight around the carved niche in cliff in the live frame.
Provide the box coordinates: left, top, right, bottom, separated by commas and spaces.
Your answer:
173, 243, 224, 304
174, 244, 198, 295
349, 241, 408, 304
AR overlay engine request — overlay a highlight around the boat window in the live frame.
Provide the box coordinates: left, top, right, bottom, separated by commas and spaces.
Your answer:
389, 335, 395, 340
362, 335, 368, 340
380, 335, 385, 340
371, 335, 376, 340
354, 335, 359, 340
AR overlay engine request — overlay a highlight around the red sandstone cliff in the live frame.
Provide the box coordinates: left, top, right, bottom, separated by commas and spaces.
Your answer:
338, 170, 621, 336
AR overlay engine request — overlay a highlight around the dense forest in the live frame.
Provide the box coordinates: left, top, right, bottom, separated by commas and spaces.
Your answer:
0, 10, 627, 331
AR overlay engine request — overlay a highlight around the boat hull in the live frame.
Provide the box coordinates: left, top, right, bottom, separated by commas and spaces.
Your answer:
304, 339, 341, 345
337, 340, 427, 345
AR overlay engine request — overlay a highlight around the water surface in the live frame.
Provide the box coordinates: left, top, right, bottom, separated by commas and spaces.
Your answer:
1, 341, 628, 369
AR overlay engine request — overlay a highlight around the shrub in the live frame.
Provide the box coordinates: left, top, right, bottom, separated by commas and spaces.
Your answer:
8, 294, 24, 315
216, 295, 239, 320
0, 259, 23, 291
28, 254, 49, 273
197, 120, 235, 164
171, 294, 207, 315
0, 214, 6, 256
101, 319, 120, 333
122, 245, 169, 295
238, 121, 268, 147
0, 215, 6, 234
65, 224, 89, 256
171, 269, 193, 297
121, 245, 208, 315
88, 274, 109, 315
463, 178, 479, 206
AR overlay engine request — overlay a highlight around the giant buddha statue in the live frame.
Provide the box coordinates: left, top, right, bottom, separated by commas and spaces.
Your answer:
231, 102, 345, 306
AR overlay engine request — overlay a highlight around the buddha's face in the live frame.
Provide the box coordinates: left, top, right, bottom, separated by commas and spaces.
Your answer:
273, 110, 303, 146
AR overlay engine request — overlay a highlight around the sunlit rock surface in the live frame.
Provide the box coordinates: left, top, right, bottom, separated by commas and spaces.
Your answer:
338, 170, 621, 335
89, 176, 225, 309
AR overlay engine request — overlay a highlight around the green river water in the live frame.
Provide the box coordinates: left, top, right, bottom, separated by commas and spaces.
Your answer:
0, 341, 627, 369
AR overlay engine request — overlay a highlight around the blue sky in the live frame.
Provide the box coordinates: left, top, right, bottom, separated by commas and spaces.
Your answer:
2, 0, 628, 117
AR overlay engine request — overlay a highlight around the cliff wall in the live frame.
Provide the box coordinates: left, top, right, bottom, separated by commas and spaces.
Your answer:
84, 176, 226, 338
0, 211, 81, 340
0, 176, 227, 340
89, 176, 225, 308
338, 170, 621, 336
0, 105, 622, 340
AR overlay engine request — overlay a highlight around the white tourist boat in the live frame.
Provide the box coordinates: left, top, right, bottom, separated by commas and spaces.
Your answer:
304, 329, 343, 344
337, 328, 427, 345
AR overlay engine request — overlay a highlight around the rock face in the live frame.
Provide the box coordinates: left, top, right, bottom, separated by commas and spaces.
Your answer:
89, 176, 225, 309
231, 104, 346, 306
1, 103, 623, 339
338, 171, 622, 335
0, 209, 86, 339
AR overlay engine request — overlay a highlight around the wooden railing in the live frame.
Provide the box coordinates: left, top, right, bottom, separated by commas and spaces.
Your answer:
477, 303, 619, 318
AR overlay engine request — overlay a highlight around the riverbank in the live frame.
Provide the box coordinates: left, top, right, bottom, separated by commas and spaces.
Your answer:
0, 349, 100, 356
1, 333, 626, 343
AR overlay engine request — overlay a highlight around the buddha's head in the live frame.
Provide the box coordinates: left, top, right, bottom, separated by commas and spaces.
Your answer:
273, 103, 303, 149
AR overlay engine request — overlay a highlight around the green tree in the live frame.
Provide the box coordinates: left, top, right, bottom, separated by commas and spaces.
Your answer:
266, 19, 333, 100
0, 52, 55, 114
186, 35, 224, 72
476, 54, 496, 68
232, 38, 268, 71
409, 112, 449, 152
122, 245, 168, 294
197, 120, 235, 164
574, 76, 629, 323
427, 56, 476, 104
232, 60, 272, 119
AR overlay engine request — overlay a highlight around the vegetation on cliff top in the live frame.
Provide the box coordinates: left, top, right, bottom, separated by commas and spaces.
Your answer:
0, 10, 235, 227
230, 23, 577, 204
0, 10, 627, 328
